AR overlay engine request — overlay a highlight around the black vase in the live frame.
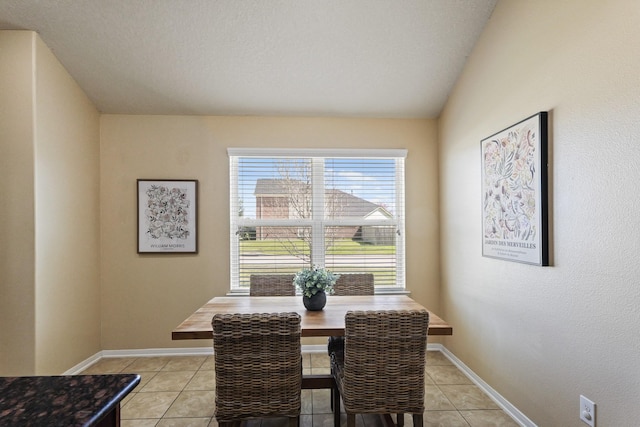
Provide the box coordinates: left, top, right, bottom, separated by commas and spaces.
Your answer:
303, 291, 326, 311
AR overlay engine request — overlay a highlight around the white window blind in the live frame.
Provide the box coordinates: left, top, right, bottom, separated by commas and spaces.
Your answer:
229, 148, 406, 293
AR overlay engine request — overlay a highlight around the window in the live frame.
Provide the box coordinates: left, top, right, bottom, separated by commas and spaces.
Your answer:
229, 148, 406, 293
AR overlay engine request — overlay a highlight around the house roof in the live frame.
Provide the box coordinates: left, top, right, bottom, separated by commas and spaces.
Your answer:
254, 179, 309, 197
254, 178, 391, 218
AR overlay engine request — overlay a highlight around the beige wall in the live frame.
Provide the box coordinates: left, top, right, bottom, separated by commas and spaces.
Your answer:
100, 115, 440, 349
0, 31, 37, 375
439, 1, 640, 426
0, 31, 101, 375
33, 36, 102, 373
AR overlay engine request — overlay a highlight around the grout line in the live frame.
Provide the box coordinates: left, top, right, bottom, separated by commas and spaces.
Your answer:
438, 345, 537, 427
72, 344, 528, 427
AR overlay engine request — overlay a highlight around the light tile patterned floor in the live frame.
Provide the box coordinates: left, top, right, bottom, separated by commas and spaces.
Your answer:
80, 351, 519, 427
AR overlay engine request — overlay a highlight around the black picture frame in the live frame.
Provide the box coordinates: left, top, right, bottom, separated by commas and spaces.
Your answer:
481, 112, 549, 265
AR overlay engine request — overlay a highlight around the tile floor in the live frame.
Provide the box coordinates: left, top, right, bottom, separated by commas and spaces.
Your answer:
80, 350, 519, 427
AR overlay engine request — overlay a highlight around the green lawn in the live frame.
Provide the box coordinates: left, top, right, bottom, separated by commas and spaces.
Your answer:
238, 238, 397, 287
239, 238, 395, 255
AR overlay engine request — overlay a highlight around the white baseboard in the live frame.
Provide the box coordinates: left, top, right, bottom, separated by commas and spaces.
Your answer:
63, 347, 214, 375
63, 352, 104, 375
66, 343, 536, 427
435, 344, 537, 427
101, 347, 215, 358
68, 343, 444, 374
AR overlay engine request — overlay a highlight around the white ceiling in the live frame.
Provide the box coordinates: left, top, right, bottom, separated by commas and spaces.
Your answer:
0, 0, 496, 118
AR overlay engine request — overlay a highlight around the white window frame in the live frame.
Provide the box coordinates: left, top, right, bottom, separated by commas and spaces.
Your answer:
228, 148, 407, 294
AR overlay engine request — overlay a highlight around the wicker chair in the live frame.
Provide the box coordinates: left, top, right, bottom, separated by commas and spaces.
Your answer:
212, 312, 302, 427
327, 273, 374, 356
332, 273, 375, 296
331, 310, 429, 427
249, 274, 296, 296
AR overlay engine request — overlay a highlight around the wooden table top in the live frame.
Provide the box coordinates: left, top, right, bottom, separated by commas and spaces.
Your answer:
172, 295, 452, 339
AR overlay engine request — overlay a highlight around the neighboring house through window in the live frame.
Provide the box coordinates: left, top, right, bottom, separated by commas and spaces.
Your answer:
254, 178, 394, 242
229, 148, 406, 293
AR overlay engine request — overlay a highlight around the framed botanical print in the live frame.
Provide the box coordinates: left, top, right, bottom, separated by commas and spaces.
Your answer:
481, 112, 549, 265
137, 179, 198, 253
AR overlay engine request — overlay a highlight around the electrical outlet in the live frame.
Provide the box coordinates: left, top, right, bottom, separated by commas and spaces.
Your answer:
580, 395, 596, 426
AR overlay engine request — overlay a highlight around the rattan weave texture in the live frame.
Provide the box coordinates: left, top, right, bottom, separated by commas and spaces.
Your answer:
212, 312, 302, 425
332, 273, 375, 296
249, 274, 296, 296
331, 310, 429, 426
327, 273, 375, 355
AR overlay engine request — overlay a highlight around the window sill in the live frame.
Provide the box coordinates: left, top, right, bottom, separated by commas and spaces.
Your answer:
226, 289, 409, 296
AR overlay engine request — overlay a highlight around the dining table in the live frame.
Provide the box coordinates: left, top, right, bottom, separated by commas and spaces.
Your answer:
172, 294, 452, 425
172, 294, 452, 390
172, 294, 453, 340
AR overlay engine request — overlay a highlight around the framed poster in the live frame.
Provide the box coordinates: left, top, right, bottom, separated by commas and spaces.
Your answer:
481, 112, 549, 265
137, 179, 198, 253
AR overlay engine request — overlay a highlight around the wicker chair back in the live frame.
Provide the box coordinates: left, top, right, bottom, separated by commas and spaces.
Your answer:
331, 310, 429, 427
332, 273, 375, 296
249, 274, 296, 296
213, 312, 302, 426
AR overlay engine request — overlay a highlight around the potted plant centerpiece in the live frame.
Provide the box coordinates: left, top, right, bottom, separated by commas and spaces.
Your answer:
294, 265, 339, 311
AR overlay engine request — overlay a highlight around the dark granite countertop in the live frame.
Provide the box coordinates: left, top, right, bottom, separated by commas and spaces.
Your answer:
0, 373, 140, 426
